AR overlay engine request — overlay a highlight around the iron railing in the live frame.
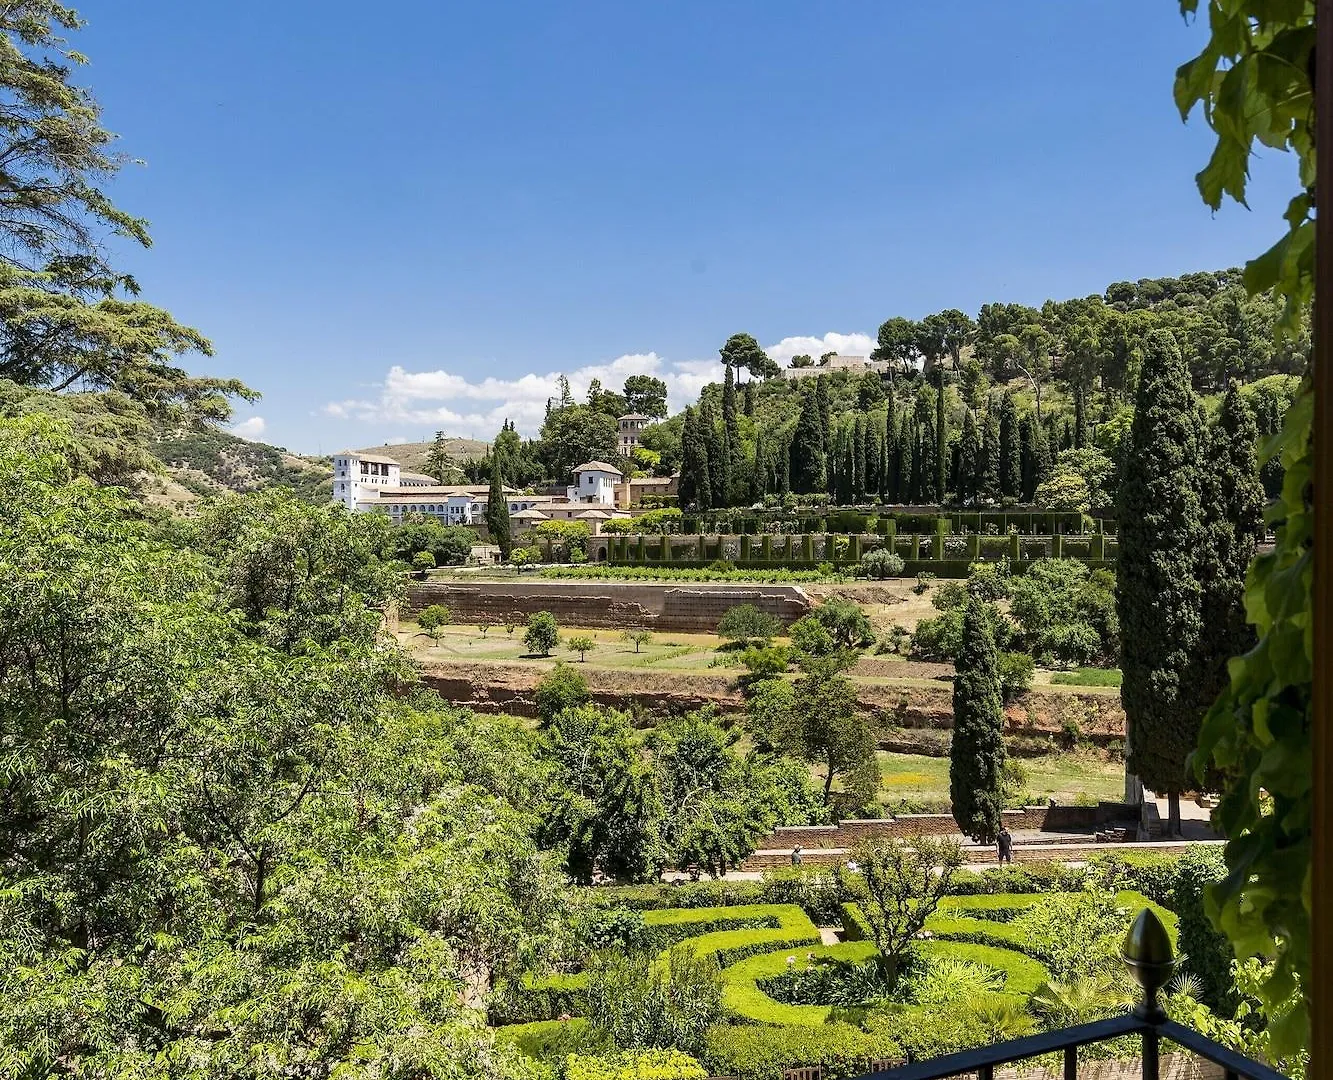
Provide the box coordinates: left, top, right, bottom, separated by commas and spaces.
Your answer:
853, 909, 1289, 1080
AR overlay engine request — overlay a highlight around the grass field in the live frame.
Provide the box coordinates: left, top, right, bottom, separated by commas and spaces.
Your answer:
401, 622, 734, 671
1049, 667, 1123, 687
877, 749, 1125, 809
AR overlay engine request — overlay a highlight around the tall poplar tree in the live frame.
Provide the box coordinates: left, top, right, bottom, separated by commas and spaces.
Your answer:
485, 460, 512, 561
701, 400, 725, 508
1117, 330, 1207, 834
1074, 384, 1089, 449
950, 594, 1006, 843
815, 376, 832, 482
998, 393, 1021, 500
720, 367, 738, 506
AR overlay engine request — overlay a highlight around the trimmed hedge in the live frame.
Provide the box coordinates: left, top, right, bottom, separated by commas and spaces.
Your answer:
495, 1018, 599, 1061
584, 881, 767, 911
914, 939, 1049, 997
946, 861, 1090, 895
702, 1022, 903, 1080
672, 905, 822, 969
722, 941, 880, 1025
566, 1049, 707, 1080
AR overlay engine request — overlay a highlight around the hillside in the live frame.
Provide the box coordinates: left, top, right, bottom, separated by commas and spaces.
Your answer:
352, 437, 490, 474
150, 427, 332, 505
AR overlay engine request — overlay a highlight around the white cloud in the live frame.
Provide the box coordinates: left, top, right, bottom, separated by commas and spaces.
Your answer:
322, 333, 870, 437
230, 416, 267, 439
764, 332, 876, 366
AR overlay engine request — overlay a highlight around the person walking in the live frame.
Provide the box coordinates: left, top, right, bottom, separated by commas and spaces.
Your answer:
791, 845, 802, 866
996, 827, 1013, 864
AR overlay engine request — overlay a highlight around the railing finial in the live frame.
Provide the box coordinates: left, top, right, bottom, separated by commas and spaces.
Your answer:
1123, 907, 1177, 1021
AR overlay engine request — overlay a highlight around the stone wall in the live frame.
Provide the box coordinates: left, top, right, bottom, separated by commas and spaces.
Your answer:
750, 803, 1138, 852
740, 838, 1225, 870
404, 580, 812, 632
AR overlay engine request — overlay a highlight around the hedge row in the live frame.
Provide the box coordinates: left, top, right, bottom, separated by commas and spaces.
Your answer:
722, 940, 880, 1025
701, 1022, 903, 1080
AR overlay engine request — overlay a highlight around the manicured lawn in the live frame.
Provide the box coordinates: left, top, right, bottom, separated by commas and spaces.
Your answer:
1049, 667, 1123, 687
877, 750, 1125, 809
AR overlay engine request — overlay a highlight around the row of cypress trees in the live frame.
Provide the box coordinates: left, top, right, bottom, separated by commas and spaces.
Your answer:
948, 331, 1266, 843
679, 371, 1091, 511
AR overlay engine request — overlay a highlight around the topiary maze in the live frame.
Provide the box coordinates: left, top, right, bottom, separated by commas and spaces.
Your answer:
497, 890, 1180, 1078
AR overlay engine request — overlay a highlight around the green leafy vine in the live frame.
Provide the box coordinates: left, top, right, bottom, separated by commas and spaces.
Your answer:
1178, 0, 1315, 1054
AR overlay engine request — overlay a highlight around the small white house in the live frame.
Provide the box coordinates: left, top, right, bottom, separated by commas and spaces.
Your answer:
567, 461, 622, 506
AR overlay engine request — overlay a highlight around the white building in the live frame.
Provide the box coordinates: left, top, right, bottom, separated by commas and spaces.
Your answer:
783, 354, 894, 380
617, 413, 649, 456
566, 461, 622, 506
333, 451, 402, 509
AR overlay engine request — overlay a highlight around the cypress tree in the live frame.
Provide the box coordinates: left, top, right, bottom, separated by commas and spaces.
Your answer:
815, 375, 832, 464
934, 374, 948, 504
485, 459, 512, 561
1117, 330, 1207, 834
1192, 385, 1266, 719
778, 432, 791, 495
907, 420, 922, 503
743, 377, 755, 417
678, 406, 712, 511
854, 414, 869, 503
835, 427, 854, 505
981, 413, 1001, 502
701, 400, 725, 508
958, 410, 980, 505
721, 365, 739, 505
920, 413, 938, 503
790, 387, 826, 494
999, 393, 1021, 500
1074, 384, 1088, 449
1019, 413, 1048, 502
950, 594, 1006, 843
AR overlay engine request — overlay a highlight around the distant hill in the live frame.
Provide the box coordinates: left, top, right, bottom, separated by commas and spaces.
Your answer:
150, 427, 332, 506
351, 437, 490, 474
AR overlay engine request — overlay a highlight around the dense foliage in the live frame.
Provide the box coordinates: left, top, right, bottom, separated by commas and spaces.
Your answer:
950, 596, 1007, 843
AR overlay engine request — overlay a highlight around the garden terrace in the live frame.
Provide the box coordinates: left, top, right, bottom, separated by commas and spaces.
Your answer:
589, 528, 1117, 576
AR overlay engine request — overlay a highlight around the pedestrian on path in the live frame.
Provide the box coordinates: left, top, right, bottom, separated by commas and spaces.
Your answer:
997, 827, 1013, 864
791, 845, 802, 866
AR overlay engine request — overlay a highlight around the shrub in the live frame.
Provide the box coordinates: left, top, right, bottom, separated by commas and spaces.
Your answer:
585, 945, 723, 1056
568, 635, 596, 661
536, 662, 590, 724
495, 1018, 599, 1062
966, 560, 1010, 601
702, 1022, 903, 1080
860, 548, 905, 579
913, 571, 937, 595
787, 615, 837, 660
877, 623, 911, 655
565, 1050, 706, 1080
809, 597, 875, 649
760, 866, 845, 924
996, 651, 1034, 701
717, 604, 781, 647
580, 905, 649, 952
739, 645, 789, 680
524, 611, 560, 655
1171, 847, 1236, 1015
411, 549, 436, 572
416, 602, 451, 642
865, 1000, 1003, 1062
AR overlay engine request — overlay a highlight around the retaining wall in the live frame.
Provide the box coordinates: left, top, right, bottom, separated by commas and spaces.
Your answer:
740, 838, 1225, 870
404, 580, 812, 632
751, 803, 1138, 852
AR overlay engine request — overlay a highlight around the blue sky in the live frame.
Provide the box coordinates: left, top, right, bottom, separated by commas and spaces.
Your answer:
80, 1, 1298, 453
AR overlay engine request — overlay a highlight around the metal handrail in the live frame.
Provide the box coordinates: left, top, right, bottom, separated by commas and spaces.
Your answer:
848, 909, 1290, 1080
853, 1013, 1288, 1080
